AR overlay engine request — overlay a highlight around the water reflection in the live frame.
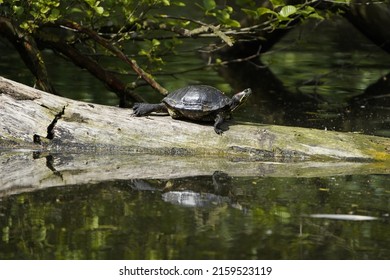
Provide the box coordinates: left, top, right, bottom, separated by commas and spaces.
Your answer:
134, 171, 244, 210
218, 18, 390, 137
0, 174, 389, 260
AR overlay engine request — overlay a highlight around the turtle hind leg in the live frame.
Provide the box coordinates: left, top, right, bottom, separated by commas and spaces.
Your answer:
132, 103, 167, 116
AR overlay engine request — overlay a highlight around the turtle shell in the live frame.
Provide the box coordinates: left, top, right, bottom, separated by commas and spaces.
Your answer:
162, 85, 231, 120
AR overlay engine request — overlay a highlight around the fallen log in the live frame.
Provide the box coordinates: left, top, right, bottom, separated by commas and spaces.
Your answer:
0, 76, 389, 162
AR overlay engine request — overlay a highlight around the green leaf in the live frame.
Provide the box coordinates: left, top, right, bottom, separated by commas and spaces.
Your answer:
270, 0, 286, 8
308, 12, 324, 20
70, 7, 83, 14
302, 6, 324, 20
223, 18, 241, 28
218, 10, 230, 21
172, 1, 186, 6
20, 22, 30, 30
203, 0, 216, 11
225, 6, 233, 13
279, 5, 297, 18
48, 8, 61, 21
138, 49, 149, 56
94, 6, 104, 15
152, 39, 161, 47
40, 6, 51, 14
84, 0, 95, 6
241, 8, 258, 18
257, 7, 278, 17
13, 5, 24, 16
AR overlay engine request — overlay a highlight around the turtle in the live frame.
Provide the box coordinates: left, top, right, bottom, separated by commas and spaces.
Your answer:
132, 85, 252, 134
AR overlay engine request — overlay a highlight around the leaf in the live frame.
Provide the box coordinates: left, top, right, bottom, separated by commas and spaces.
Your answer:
40, 6, 51, 14
172, 1, 186, 6
138, 49, 149, 56
13, 5, 24, 16
257, 7, 278, 17
152, 39, 161, 47
94, 6, 104, 15
241, 8, 258, 18
48, 8, 61, 21
223, 19, 241, 28
270, 0, 287, 8
203, 0, 216, 11
279, 5, 297, 18
225, 6, 233, 13
308, 12, 324, 20
70, 7, 83, 14
218, 10, 230, 21
302, 6, 324, 20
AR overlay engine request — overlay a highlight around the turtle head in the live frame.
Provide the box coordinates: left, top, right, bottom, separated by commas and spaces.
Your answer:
230, 88, 252, 111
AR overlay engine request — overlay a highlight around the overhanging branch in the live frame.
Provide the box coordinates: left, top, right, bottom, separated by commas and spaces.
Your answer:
57, 20, 168, 96
0, 16, 57, 94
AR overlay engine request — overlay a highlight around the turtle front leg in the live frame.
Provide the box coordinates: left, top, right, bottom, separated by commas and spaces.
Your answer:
214, 113, 225, 135
132, 103, 167, 116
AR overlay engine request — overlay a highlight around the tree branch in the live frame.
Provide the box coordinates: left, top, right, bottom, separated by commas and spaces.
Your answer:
0, 16, 57, 94
39, 36, 146, 105
57, 20, 168, 96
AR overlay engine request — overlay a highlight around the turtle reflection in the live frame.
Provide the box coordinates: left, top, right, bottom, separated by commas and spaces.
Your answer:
131, 171, 244, 210
161, 171, 242, 209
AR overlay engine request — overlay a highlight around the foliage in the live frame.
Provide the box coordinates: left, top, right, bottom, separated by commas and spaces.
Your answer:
1, 0, 331, 56
0, 0, 345, 102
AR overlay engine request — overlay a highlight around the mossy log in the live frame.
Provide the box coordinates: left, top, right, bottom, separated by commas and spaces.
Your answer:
1, 76, 389, 161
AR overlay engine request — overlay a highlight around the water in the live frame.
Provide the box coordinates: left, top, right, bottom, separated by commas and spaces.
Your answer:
1, 18, 390, 259
0, 174, 389, 259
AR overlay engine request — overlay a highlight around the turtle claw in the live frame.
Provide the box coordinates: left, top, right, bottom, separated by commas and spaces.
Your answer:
132, 103, 142, 116
214, 126, 224, 135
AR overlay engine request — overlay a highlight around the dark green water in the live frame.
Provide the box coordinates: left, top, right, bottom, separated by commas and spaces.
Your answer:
0, 175, 389, 259
1, 18, 389, 259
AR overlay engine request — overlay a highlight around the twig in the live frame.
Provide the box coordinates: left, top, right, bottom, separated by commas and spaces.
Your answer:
155, 15, 234, 46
